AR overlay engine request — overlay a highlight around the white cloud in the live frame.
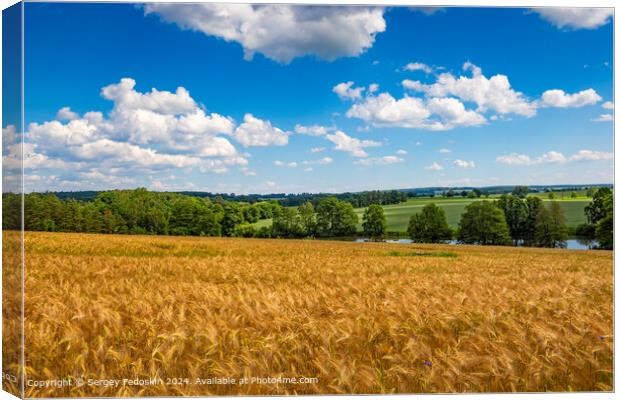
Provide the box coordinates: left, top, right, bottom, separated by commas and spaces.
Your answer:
534, 8, 613, 30
144, 4, 386, 63
439, 148, 451, 154
453, 159, 475, 169
602, 101, 614, 110
294, 124, 333, 136
233, 114, 288, 147
426, 97, 487, 127
593, 114, 613, 122
333, 81, 365, 100
56, 107, 79, 121
303, 167, 313, 172
354, 155, 404, 166
303, 156, 333, 165
403, 62, 432, 73
424, 162, 443, 171
368, 83, 380, 93
8, 78, 262, 192
569, 150, 613, 161
346, 93, 432, 128
94, 78, 238, 158
325, 130, 381, 157
496, 151, 566, 166
346, 91, 485, 131
396, 149, 407, 155
403, 62, 537, 117
240, 167, 257, 176
540, 88, 601, 108
537, 151, 567, 164
274, 160, 298, 168
310, 147, 325, 153
496, 153, 532, 166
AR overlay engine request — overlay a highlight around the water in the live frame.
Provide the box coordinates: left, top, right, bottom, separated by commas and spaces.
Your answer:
355, 238, 600, 250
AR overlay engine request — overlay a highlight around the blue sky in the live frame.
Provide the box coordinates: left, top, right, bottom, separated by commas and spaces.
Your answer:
4, 4, 614, 193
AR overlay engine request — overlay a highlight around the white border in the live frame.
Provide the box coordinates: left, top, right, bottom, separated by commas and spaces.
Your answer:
0, 1, 616, 400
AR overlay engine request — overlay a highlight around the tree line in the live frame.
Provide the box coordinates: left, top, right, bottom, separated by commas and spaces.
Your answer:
3, 187, 612, 250
51, 189, 409, 208
2, 189, 360, 239
404, 188, 613, 249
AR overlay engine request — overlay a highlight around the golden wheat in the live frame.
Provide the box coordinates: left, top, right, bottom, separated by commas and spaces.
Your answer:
7, 232, 614, 396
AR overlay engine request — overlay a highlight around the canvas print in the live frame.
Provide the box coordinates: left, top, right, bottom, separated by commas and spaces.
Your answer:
1, 2, 614, 398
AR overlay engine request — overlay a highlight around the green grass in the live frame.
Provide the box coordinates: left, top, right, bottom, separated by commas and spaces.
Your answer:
354, 197, 591, 232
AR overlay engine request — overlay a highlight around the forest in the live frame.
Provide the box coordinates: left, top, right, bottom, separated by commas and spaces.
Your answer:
2, 187, 612, 249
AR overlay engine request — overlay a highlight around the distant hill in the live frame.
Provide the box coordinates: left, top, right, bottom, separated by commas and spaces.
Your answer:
45, 183, 613, 203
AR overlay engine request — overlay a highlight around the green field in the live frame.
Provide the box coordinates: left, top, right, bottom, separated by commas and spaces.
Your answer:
353, 197, 590, 232
253, 196, 591, 233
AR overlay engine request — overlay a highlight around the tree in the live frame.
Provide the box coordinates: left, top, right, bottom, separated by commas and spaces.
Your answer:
496, 194, 528, 244
362, 204, 387, 240
512, 186, 529, 199
298, 202, 317, 237
242, 205, 260, 223
571, 192, 578, 199
586, 187, 597, 198
595, 191, 613, 249
457, 201, 511, 245
522, 197, 544, 246
408, 203, 452, 243
585, 187, 613, 224
315, 197, 358, 237
548, 192, 556, 200
534, 201, 567, 248
467, 191, 476, 199
220, 203, 244, 236
272, 207, 302, 238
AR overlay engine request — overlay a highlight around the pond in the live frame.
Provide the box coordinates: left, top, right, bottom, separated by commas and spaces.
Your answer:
354, 238, 600, 250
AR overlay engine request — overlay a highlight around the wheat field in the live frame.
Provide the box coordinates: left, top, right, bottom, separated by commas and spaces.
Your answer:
9, 232, 614, 396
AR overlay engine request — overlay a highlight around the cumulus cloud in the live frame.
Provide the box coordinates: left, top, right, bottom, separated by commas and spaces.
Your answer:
56, 107, 79, 121
274, 160, 298, 168
310, 147, 325, 153
425, 162, 443, 171
396, 149, 407, 155
144, 4, 386, 63
602, 101, 614, 110
403, 62, 537, 117
540, 88, 601, 108
496, 151, 566, 166
533, 8, 613, 30
403, 62, 433, 73
569, 150, 613, 161
233, 114, 289, 147
453, 159, 475, 169
294, 124, 333, 136
593, 114, 613, 122
7, 78, 260, 192
439, 148, 451, 154
333, 81, 365, 101
354, 155, 404, 166
426, 97, 487, 127
346, 91, 485, 131
342, 62, 601, 131
325, 130, 381, 157
303, 156, 333, 165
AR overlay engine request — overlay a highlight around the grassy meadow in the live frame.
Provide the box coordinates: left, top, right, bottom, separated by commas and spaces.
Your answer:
353, 197, 591, 232
20, 231, 612, 397
253, 196, 592, 233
